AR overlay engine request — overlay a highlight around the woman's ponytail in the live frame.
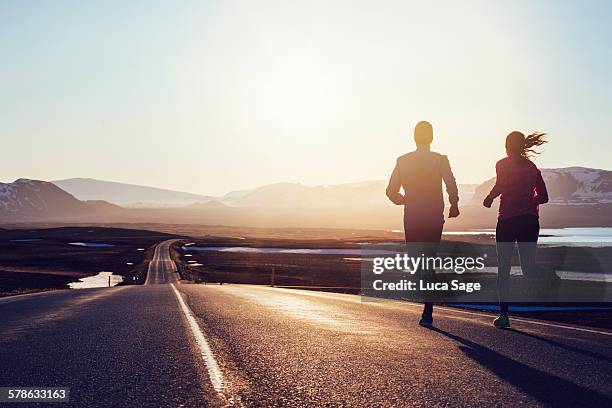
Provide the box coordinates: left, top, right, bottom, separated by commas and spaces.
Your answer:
522, 132, 547, 158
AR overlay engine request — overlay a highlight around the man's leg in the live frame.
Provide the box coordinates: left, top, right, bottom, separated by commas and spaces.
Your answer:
415, 225, 443, 326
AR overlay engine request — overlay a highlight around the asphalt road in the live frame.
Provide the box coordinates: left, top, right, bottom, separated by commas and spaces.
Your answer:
144, 239, 179, 285
0, 240, 610, 407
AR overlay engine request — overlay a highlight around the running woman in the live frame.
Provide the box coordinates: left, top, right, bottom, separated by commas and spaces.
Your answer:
483, 131, 550, 328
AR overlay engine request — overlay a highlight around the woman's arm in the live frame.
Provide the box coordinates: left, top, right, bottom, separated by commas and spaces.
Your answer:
534, 170, 549, 205
483, 162, 503, 208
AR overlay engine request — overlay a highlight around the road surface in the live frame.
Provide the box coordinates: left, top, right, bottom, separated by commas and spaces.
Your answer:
0, 240, 610, 407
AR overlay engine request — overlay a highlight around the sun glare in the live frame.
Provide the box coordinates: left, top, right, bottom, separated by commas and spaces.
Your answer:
242, 60, 340, 127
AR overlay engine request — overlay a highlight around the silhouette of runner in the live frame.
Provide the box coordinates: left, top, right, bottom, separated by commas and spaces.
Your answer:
386, 121, 459, 326
483, 131, 551, 329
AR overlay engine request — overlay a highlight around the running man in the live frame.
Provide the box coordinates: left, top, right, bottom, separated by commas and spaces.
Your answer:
386, 121, 459, 327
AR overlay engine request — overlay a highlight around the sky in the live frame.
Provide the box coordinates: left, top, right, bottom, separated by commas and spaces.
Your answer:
1, 0, 611, 196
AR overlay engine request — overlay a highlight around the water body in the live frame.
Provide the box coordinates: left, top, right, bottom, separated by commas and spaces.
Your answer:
481, 267, 612, 283
444, 227, 612, 246
69, 272, 123, 289
183, 246, 392, 256
69, 242, 115, 248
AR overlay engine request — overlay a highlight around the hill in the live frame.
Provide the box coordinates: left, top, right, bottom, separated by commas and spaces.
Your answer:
52, 178, 215, 207
0, 179, 118, 221
223, 181, 478, 207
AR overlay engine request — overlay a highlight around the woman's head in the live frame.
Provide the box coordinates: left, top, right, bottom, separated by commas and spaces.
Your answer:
505, 131, 547, 159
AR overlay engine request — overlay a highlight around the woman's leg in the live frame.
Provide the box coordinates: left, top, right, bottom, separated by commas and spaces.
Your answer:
496, 218, 515, 316
517, 215, 540, 278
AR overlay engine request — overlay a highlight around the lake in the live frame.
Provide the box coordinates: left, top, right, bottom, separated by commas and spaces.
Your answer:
69, 272, 123, 289
445, 227, 612, 246
69, 242, 115, 248
183, 246, 392, 256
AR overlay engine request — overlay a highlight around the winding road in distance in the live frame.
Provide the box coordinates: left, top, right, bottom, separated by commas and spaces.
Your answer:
0, 240, 610, 407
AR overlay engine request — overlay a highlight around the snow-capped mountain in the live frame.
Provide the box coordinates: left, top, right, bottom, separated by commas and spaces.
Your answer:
544, 167, 612, 204
0, 179, 120, 221
473, 167, 612, 205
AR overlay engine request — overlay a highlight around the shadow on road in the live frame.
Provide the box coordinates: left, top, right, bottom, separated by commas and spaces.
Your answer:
427, 326, 612, 407
508, 328, 612, 364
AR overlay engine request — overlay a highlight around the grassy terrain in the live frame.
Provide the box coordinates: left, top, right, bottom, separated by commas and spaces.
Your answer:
0, 222, 411, 241
0, 226, 177, 296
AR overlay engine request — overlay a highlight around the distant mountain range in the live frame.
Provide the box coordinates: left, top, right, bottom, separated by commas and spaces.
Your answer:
52, 178, 215, 207
1, 166, 610, 228
228, 181, 480, 207
221, 181, 474, 207
52, 178, 477, 208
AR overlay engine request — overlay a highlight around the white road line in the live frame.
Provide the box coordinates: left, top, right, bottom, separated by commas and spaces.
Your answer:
171, 283, 224, 392
144, 245, 159, 286
239, 285, 612, 337
434, 305, 612, 337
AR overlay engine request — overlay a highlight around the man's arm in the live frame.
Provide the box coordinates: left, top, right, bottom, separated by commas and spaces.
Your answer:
440, 155, 459, 217
386, 161, 405, 205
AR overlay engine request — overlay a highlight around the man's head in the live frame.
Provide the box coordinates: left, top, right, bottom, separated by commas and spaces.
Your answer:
414, 121, 433, 145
